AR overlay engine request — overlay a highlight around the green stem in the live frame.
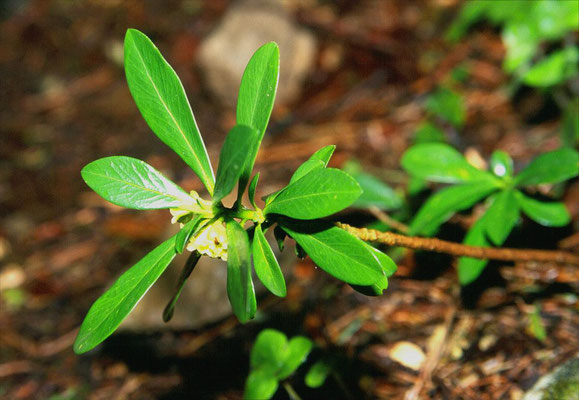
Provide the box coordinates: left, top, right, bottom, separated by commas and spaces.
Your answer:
283, 382, 303, 400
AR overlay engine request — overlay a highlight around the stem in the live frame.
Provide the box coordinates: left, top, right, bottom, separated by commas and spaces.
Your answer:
337, 223, 579, 265
283, 382, 303, 400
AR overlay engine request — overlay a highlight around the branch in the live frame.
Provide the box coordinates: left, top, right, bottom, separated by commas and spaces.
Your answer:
337, 223, 579, 265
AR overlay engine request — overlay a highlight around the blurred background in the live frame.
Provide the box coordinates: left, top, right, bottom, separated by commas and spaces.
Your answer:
0, 0, 577, 399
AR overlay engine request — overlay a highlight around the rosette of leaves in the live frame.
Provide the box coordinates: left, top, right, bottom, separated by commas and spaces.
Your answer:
73, 29, 395, 354
244, 329, 313, 400
402, 143, 578, 285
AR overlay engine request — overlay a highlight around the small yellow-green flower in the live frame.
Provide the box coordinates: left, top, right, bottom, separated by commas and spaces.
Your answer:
186, 220, 228, 261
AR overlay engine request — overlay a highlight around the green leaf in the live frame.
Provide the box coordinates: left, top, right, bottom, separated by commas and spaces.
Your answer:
458, 216, 489, 285
250, 329, 289, 371
308, 145, 336, 167
349, 244, 393, 295
561, 100, 579, 149
277, 336, 314, 379
163, 251, 201, 322
236, 42, 280, 194
402, 143, 493, 184
273, 226, 286, 252
175, 215, 204, 254
483, 190, 519, 245
502, 22, 539, 72
490, 150, 513, 178
305, 358, 333, 388
366, 243, 397, 277
253, 225, 286, 297
514, 148, 579, 186
344, 161, 403, 210
280, 220, 384, 285
523, 47, 579, 87
409, 181, 498, 236
226, 220, 257, 323
516, 191, 571, 227
413, 122, 446, 144
264, 168, 362, 219
74, 236, 177, 354
244, 370, 278, 400
528, 305, 546, 342
248, 173, 260, 209
289, 160, 325, 184
81, 156, 191, 209
425, 87, 466, 128
213, 125, 259, 204
124, 29, 214, 193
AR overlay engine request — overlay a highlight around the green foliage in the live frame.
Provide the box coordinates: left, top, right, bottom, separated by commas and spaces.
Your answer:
124, 29, 215, 193
81, 156, 192, 209
244, 329, 313, 400
447, 0, 579, 88
425, 87, 465, 128
402, 143, 577, 285
75, 29, 397, 354
343, 161, 403, 210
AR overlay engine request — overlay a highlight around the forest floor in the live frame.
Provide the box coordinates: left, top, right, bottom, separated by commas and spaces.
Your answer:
1, 1, 577, 399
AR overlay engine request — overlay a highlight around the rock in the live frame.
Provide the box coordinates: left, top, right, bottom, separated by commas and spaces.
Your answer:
120, 225, 295, 331
197, 0, 316, 107
522, 355, 579, 400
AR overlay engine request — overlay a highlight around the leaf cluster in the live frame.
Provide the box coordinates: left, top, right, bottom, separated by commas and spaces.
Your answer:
402, 143, 578, 284
74, 29, 396, 354
447, 0, 579, 88
244, 329, 313, 399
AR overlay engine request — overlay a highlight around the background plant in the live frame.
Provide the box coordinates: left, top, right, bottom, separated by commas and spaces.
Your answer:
447, 0, 579, 92
73, 29, 396, 354
401, 143, 578, 284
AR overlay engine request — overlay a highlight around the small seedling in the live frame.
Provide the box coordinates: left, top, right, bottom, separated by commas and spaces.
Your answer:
73, 29, 396, 354
402, 142, 578, 284
244, 329, 313, 399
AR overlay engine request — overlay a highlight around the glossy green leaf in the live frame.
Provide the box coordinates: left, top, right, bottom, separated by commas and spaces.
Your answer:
344, 161, 403, 210
253, 225, 286, 297
425, 87, 465, 128
175, 215, 204, 254
502, 22, 539, 72
244, 370, 278, 400
514, 148, 579, 186
523, 47, 579, 87
289, 160, 324, 184
366, 243, 397, 277
402, 143, 493, 184
458, 216, 489, 285
74, 236, 177, 354
81, 156, 191, 209
162, 251, 200, 322
237, 42, 280, 194
124, 29, 214, 193
490, 150, 513, 178
226, 220, 256, 323
280, 220, 384, 285
248, 173, 260, 209
213, 125, 259, 204
308, 145, 336, 167
516, 191, 571, 227
278, 336, 314, 379
483, 190, 519, 245
264, 168, 362, 219
305, 358, 333, 388
410, 181, 498, 236
349, 243, 393, 296
250, 329, 289, 371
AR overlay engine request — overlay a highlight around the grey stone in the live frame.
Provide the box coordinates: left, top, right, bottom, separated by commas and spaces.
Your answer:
197, 0, 316, 107
522, 355, 579, 400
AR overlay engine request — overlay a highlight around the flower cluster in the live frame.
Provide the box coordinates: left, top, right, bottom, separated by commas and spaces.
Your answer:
170, 191, 228, 261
